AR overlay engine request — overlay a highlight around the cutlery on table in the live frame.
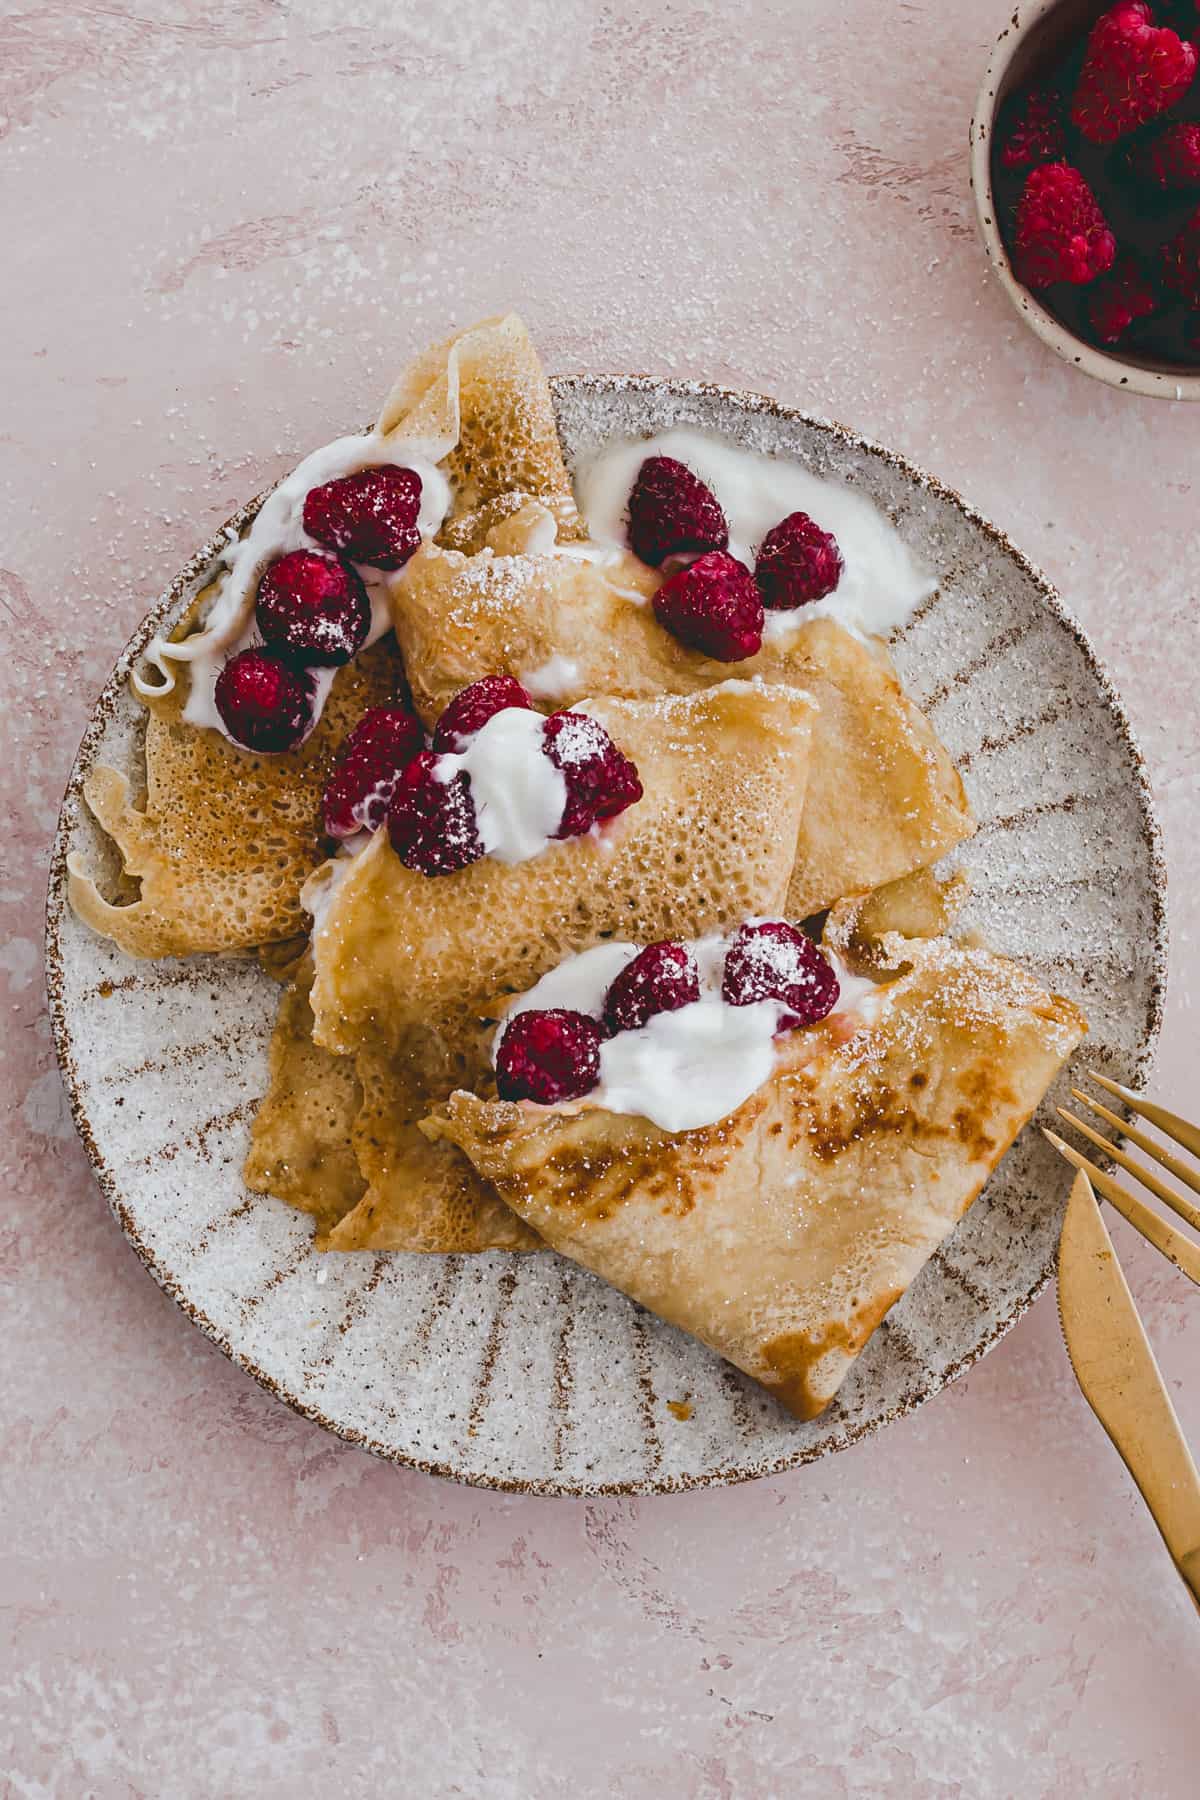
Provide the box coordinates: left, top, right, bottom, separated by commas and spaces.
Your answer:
1046, 1074, 1200, 1611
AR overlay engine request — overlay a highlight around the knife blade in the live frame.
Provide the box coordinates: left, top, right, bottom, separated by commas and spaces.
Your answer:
1057, 1169, 1200, 1612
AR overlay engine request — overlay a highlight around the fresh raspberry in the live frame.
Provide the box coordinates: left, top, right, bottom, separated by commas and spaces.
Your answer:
1000, 86, 1067, 171
602, 942, 700, 1036
1162, 204, 1200, 306
1086, 255, 1158, 343
495, 1008, 603, 1104
627, 455, 729, 566
1012, 163, 1117, 288
386, 749, 483, 876
541, 710, 643, 838
214, 647, 315, 753
303, 465, 423, 570
721, 921, 840, 1033
1071, 3, 1196, 145
322, 704, 424, 838
432, 676, 535, 752
1137, 122, 1200, 189
652, 549, 764, 662
754, 512, 844, 610
256, 550, 370, 666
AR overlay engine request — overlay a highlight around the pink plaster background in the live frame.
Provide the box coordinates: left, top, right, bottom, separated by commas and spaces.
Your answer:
3, 1, 1199, 1793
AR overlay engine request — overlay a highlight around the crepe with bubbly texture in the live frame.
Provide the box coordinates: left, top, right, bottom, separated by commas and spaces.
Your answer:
390, 507, 974, 918
249, 681, 816, 1253
305, 682, 818, 1057
68, 635, 406, 958
431, 937, 1086, 1418
68, 315, 578, 959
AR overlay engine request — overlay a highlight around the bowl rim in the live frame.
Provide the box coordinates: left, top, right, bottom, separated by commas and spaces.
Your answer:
968, 0, 1200, 401
45, 373, 1169, 1496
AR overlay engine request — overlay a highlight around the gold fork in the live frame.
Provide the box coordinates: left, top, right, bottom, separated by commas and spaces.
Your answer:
1044, 1070, 1200, 1286
1045, 1075, 1200, 1611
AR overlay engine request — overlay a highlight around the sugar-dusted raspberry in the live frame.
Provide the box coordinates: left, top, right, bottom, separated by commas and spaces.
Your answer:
1000, 86, 1067, 171
603, 942, 700, 1036
721, 921, 840, 1032
1012, 163, 1116, 288
303, 465, 423, 570
386, 749, 483, 876
755, 512, 844, 610
322, 704, 424, 838
495, 1008, 603, 1104
256, 550, 370, 666
652, 549, 764, 662
541, 710, 643, 838
1071, 2, 1196, 145
1086, 255, 1157, 344
432, 676, 535, 752
627, 455, 729, 566
214, 647, 315, 753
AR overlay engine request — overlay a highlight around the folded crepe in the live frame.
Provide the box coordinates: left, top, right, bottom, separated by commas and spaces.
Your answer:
249, 681, 817, 1252
68, 634, 406, 958
305, 682, 817, 1056
68, 315, 579, 959
390, 506, 974, 918
244, 975, 537, 1252
431, 937, 1086, 1418
242, 954, 367, 1238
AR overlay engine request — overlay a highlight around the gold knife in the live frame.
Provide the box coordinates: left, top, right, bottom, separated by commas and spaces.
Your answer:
1057, 1169, 1200, 1612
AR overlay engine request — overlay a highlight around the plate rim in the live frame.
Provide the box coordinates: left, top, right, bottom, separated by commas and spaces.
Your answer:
44, 375, 1169, 1497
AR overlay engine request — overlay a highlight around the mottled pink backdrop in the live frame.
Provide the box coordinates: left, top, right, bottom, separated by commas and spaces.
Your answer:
3, 2, 1198, 1794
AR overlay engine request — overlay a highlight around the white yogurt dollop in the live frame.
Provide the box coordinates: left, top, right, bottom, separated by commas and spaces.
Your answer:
434, 706, 567, 866
134, 430, 452, 743
575, 427, 934, 643
496, 930, 881, 1133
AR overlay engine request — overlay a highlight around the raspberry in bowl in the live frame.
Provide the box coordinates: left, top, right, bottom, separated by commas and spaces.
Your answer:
971, 0, 1200, 396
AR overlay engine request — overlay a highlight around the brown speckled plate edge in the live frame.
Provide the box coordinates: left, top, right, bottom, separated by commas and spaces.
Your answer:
44, 375, 1168, 1497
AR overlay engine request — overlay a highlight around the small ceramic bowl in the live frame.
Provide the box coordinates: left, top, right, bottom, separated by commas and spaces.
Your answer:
969, 0, 1200, 400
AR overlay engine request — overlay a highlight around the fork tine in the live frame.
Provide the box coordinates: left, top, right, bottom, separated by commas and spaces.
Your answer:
1070, 1088, 1200, 1206
1087, 1071, 1200, 1161
1043, 1130, 1200, 1286
1057, 1105, 1200, 1236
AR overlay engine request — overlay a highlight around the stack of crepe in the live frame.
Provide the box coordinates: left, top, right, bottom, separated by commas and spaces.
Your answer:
69, 313, 1085, 1421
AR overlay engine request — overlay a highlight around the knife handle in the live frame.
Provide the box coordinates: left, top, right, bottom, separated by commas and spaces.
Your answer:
1181, 1548, 1200, 1615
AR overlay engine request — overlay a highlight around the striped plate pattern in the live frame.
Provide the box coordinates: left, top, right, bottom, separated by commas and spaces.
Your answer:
46, 378, 1166, 1496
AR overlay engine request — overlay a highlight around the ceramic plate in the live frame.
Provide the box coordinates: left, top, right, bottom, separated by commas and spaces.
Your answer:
46, 377, 1166, 1495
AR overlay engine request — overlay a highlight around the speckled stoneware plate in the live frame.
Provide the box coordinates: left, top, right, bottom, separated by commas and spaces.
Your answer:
46, 377, 1166, 1496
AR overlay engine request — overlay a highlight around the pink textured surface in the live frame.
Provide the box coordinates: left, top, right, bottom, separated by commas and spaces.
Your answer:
3, 1, 1198, 1792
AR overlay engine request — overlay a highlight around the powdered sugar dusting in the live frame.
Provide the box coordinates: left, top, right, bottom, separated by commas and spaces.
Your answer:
47, 377, 1164, 1512
543, 709, 609, 768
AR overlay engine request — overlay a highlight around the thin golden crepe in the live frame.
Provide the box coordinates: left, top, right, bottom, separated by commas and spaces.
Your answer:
68, 315, 579, 959
244, 977, 537, 1252
305, 682, 818, 1057
390, 506, 974, 918
250, 681, 817, 1253
242, 955, 367, 1237
381, 315, 582, 543
67, 636, 405, 958
432, 937, 1086, 1419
